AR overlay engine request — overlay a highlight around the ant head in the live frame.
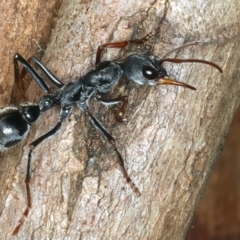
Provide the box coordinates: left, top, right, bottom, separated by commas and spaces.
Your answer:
122, 53, 166, 85
121, 53, 196, 90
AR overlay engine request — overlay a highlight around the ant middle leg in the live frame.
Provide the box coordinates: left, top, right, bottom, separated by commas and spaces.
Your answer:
87, 111, 141, 196
96, 95, 128, 122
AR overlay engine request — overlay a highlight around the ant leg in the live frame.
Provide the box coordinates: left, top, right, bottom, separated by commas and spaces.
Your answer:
95, 32, 158, 65
13, 105, 72, 235
30, 57, 64, 88
14, 53, 65, 100
12, 121, 62, 235
14, 54, 51, 94
96, 96, 128, 122
87, 111, 141, 196
96, 39, 146, 65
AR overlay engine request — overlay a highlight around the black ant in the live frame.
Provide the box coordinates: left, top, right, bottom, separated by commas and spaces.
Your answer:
0, 36, 222, 234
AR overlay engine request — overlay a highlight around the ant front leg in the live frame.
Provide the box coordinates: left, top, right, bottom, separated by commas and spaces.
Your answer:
95, 32, 158, 65
96, 95, 128, 122
96, 39, 146, 65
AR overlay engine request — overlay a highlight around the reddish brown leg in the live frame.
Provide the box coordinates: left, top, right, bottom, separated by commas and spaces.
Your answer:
95, 30, 163, 65
12, 178, 32, 235
97, 96, 128, 122
96, 40, 145, 65
12, 122, 62, 235
88, 111, 141, 196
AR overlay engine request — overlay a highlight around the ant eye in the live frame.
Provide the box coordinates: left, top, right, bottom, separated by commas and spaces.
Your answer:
142, 66, 158, 80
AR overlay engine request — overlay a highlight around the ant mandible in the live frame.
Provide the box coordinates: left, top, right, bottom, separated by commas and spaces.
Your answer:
0, 34, 222, 235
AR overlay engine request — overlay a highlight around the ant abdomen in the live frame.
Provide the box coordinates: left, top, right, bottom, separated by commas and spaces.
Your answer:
0, 103, 40, 151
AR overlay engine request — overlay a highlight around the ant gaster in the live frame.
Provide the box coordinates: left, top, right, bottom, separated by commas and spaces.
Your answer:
0, 36, 222, 235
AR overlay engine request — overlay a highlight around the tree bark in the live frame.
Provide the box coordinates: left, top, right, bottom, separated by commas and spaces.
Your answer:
1, 0, 240, 239
186, 106, 240, 239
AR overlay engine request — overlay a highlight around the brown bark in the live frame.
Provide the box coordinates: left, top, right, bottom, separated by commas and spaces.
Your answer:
0, 0, 240, 239
187, 106, 240, 239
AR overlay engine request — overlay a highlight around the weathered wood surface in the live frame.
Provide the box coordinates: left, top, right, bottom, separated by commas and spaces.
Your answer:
0, 0, 240, 239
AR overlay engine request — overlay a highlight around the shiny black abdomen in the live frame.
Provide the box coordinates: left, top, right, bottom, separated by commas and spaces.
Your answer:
0, 107, 30, 150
